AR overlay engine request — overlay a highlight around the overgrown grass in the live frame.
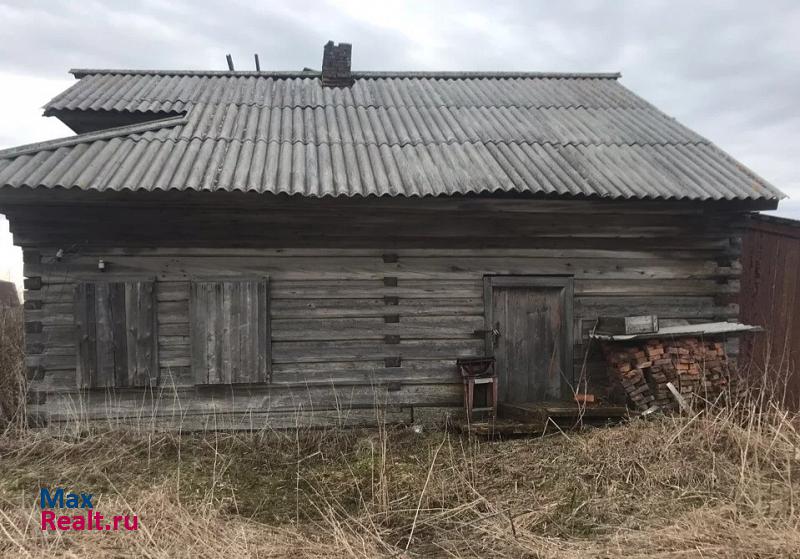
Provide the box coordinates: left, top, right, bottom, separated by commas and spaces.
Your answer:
0, 306, 24, 430
0, 403, 798, 558
1, 311, 799, 557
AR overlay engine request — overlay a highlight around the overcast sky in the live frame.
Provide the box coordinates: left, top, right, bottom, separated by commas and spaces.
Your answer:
1, 0, 799, 289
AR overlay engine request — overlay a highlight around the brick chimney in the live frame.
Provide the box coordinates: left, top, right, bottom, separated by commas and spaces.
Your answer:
321, 41, 353, 87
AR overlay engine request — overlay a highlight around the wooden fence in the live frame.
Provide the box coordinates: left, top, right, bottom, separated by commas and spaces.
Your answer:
740, 214, 800, 408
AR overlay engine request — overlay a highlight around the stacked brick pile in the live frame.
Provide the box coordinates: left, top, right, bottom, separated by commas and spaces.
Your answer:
603, 338, 740, 412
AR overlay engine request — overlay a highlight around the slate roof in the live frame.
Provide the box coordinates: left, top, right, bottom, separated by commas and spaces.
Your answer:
0, 69, 785, 200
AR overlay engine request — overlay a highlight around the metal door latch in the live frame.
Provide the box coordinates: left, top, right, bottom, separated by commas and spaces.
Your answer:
473, 326, 501, 346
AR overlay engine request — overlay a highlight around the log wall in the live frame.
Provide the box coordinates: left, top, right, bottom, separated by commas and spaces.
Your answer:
2, 193, 749, 427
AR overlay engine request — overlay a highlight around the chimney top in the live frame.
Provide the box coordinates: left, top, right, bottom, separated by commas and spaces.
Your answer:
321, 41, 353, 87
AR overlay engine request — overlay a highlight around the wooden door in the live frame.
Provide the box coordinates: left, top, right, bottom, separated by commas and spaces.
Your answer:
485, 277, 573, 403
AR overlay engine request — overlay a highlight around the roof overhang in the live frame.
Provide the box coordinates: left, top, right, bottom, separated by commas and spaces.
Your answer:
0, 186, 780, 211
44, 107, 183, 134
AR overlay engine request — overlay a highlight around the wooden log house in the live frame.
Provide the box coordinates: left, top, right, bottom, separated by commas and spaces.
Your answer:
0, 42, 785, 428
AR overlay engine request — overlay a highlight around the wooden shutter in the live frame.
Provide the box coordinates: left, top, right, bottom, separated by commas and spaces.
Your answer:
75, 281, 158, 388
189, 278, 270, 384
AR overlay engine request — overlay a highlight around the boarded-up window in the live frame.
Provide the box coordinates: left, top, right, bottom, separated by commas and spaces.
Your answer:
75, 281, 158, 388
189, 278, 270, 384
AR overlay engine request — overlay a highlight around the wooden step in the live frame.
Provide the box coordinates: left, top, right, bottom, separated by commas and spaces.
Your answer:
453, 419, 547, 437
499, 401, 629, 425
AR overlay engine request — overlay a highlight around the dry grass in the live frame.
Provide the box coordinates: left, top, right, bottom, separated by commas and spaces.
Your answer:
0, 306, 24, 430
0, 312, 799, 557
0, 402, 797, 558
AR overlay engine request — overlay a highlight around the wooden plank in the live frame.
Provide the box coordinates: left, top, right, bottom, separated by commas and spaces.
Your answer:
30, 369, 75, 392
271, 280, 481, 298
4, 201, 752, 251
35, 255, 728, 282
260, 277, 271, 383
242, 281, 256, 383
210, 282, 224, 384
159, 351, 191, 368
12, 230, 740, 251
575, 296, 736, 319
221, 282, 235, 384
31, 285, 78, 304
27, 326, 74, 346
575, 279, 739, 296
157, 301, 189, 324
272, 360, 420, 376
27, 303, 73, 325
153, 358, 464, 387
109, 282, 129, 387
42, 353, 79, 370
128, 281, 158, 387
190, 278, 269, 385
225, 281, 240, 384
75, 283, 96, 389
271, 359, 460, 385
37, 382, 462, 418
49, 246, 732, 260
159, 323, 189, 337
270, 316, 483, 341
189, 281, 208, 384
40, 408, 414, 431
23, 299, 43, 310
158, 335, 190, 348
272, 298, 484, 318
272, 339, 483, 363
29, 264, 737, 303
157, 281, 190, 301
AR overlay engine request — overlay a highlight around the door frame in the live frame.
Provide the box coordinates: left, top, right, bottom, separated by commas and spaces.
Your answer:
482, 275, 575, 400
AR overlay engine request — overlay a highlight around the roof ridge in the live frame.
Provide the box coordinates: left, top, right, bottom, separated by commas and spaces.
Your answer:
45, 102, 658, 113
69, 68, 621, 80
358, 71, 621, 79
0, 115, 188, 159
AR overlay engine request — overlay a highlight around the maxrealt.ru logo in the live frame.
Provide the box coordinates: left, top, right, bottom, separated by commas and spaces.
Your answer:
39, 488, 138, 532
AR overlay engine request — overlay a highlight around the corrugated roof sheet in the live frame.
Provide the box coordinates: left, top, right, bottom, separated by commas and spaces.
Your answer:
0, 69, 785, 200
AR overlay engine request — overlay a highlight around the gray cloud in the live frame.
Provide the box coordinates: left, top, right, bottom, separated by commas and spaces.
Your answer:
0, 0, 797, 216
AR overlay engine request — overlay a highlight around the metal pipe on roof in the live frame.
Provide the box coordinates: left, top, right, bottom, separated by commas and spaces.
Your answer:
226, 54, 234, 71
